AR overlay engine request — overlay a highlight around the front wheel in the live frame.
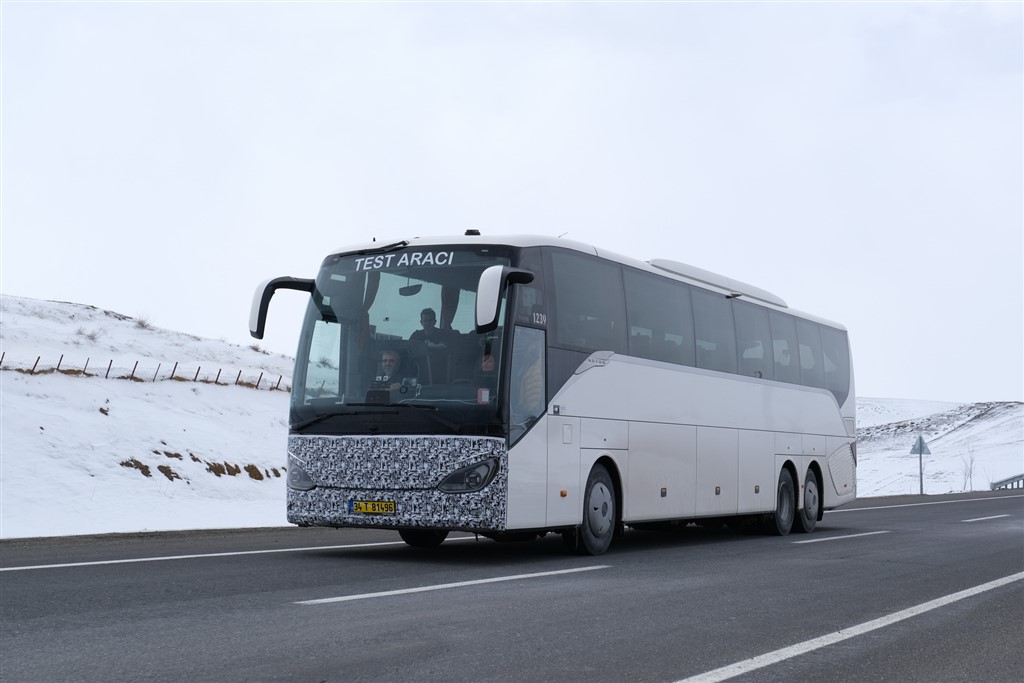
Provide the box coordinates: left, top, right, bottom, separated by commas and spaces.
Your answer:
766, 468, 796, 536
566, 464, 617, 555
795, 469, 821, 533
399, 529, 449, 548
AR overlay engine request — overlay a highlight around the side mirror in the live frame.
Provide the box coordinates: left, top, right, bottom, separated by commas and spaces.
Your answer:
475, 266, 534, 333
249, 276, 315, 339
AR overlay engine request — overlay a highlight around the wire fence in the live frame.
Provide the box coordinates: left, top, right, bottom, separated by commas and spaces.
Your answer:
0, 351, 291, 392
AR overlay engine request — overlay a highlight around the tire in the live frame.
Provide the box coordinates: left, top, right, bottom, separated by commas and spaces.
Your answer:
399, 529, 449, 548
766, 468, 796, 536
795, 469, 821, 533
573, 464, 617, 555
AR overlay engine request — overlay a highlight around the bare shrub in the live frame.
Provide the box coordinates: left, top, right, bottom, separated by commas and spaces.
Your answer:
961, 448, 977, 491
75, 326, 101, 342
134, 315, 152, 330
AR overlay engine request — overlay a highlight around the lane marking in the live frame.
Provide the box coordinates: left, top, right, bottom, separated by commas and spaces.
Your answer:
296, 565, 610, 605
827, 494, 1024, 514
962, 514, 1011, 523
0, 536, 478, 572
791, 530, 890, 544
675, 570, 1024, 683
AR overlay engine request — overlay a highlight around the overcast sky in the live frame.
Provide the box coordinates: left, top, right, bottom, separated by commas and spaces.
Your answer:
2, 2, 1021, 403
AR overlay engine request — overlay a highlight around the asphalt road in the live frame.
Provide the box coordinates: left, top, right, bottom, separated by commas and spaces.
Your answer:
2, 490, 1022, 682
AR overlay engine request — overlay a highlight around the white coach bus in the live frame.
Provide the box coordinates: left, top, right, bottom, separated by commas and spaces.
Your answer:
250, 233, 856, 555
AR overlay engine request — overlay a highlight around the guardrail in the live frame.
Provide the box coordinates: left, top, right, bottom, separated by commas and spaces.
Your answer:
991, 474, 1024, 490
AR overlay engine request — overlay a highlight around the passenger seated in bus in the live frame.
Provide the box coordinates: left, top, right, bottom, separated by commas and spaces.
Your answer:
409, 308, 449, 350
480, 353, 495, 373
410, 307, 456, 382
379, 349, 418, 391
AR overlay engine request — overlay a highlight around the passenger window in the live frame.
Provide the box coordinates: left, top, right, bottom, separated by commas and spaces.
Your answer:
769, 311, 800, 384
820, 326, 851, 404
795, 319, 824, 388
550, 251, 627, 354
691, 288, 737, 374
733, 300, 774, 380
623, 268, 696, 366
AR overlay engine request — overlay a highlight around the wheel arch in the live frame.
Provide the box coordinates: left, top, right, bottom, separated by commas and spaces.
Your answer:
593, 455, 624, 528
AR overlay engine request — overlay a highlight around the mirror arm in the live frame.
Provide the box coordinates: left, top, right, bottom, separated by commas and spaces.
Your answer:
249, 276, 315, 339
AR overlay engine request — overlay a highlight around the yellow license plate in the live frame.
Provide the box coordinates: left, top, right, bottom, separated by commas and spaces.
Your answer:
350, 500, 396, 515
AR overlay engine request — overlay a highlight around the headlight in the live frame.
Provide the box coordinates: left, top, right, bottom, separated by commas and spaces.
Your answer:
287, 453, 315, 491
438, 458, 499, 493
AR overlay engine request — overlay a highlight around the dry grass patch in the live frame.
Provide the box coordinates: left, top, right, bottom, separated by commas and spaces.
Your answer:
120, 458, 152, 477
157, 465, 181, 481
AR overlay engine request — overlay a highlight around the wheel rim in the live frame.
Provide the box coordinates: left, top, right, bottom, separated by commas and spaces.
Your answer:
805, 477, 820, 518
587, 481, 613, 537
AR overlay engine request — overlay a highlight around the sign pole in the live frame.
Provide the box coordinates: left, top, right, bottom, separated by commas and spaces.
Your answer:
919, 444, 923, 495
910, 435, 930, 495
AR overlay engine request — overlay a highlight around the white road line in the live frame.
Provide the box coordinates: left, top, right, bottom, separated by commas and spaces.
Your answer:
962, 514, 1011, 523
0, 536, 478, 572
791, 530, 890, 544
675, 571, 1024, 683
296, 565, 610, 605
827, 494, 1024, 514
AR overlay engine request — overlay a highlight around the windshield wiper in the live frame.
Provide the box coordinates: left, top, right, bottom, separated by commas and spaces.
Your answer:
292, 408, 397, 431
395, 404, 462, 432
356, 240, 409, 256
291, 403, 464, 433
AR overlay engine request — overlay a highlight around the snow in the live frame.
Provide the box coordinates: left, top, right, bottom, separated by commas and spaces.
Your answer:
1, 294, 1021, 540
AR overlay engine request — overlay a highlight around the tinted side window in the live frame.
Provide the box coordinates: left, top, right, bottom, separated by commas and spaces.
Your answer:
820, 326, 851, 405
549, 250, 627, 354
513, 248, 546, 327
733, 300, 773, 380
691, 288, 737, 374
623, 268, 695, 366
795, 319, 824, 388
769, 311, 800, 384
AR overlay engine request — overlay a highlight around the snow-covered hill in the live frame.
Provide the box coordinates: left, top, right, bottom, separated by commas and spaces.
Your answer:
855, 399, 1023, 497
1, 294, 1021, 539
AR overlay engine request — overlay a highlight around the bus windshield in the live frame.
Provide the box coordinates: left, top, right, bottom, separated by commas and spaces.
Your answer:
291, 245, 512, 435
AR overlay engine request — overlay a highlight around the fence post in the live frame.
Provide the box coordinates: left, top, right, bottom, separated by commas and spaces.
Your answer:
152, 363, 161, 382
235, 370, 242, 385
130, 361, 138, 381
194, 366, 201, 382
215, 369, 222, 384
275, 375, 283, 390
170, 362, 178, 380
0, 351, 5, 368
84, 358, 90, 374
255, 372, 263, 389
106, 360, 113, 379
31, 356, 40, 374
57, 354, 64, 371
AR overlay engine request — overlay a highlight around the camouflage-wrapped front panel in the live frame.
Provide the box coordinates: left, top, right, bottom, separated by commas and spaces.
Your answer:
286, 434, 508, 531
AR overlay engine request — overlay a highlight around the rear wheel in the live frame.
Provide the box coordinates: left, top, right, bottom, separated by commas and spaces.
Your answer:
795, 469, 821, 533
399, 529, 449, 548
766, 468, 796, 536
567, 464, 617, 555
